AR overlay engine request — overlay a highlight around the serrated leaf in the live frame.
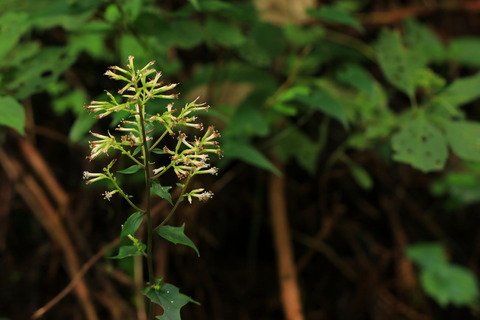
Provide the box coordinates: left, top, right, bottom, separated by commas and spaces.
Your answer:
445, 121, 480, 162
391, 115, 447, 172
375, 29, 417, 98
223, 140, 280, 175
151, 181, 173, 205
120, 211, 144, 237
156, 224, 199, 257
118, 164, 142, 175
143, 283, 198, 320
0, 96, 25, 135
110, 244, 145, 259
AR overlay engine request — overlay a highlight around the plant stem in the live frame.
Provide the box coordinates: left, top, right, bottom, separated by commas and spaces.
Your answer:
149, 130, 168, 152
138, 102, 155, 320
154, 175, 192, 231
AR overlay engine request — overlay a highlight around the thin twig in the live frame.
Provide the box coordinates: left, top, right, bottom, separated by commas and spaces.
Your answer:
32, 238, 121, 319
0, 149, 98, 320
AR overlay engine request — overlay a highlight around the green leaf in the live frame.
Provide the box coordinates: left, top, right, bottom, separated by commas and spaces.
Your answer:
152, 148, 167, 155
0, 96, 25, 135
347, 161, 373, 190
228, 104, 270, 137
432, 72, 480, 111
445, 121, 480, 162
375, 29, 417, 98
421, 264, 479, 307
234, 21, 284, 67
297, 87, 348, 128
118, 165, 142, 175
110, 244, 145, 259
391, 115, 448, 172
307, 6, 363, 32
431, 172, 480, 207
223, 140, 280, 175
151, 181, 173, 205
169, 20, 203, 49
0, 12, 30, 60
69, 114, 97, 142
143, 282, 199, 320
406, 242, 446, 269
274, 125, 321, 175
448, 37, 480, 67
188, 0, 200, 10
156, 224, 200, 257
7, 47, 76, 99
404, 19, 445, 65
205, 18, 246, 48
120, 211, 144, 237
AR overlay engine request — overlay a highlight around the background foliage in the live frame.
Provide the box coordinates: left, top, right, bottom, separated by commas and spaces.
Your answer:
2, 0, 480, 319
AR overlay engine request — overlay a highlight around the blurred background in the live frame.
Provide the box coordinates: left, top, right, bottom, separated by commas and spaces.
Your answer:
2, 0, 480, 319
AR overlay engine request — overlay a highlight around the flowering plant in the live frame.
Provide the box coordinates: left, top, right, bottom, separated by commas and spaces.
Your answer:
83, 56, 221, 320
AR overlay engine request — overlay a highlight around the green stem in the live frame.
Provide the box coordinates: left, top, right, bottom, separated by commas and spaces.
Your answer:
122, 150, 145, 167
138, 102, 155, 320
154, 175, 192, 232
109, 176, 145, 213
149, 130, 168, 152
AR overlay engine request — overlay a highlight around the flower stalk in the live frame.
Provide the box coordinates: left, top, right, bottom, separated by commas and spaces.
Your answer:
83, 56, 221, 320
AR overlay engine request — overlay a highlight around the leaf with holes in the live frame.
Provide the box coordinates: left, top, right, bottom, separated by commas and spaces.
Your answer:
445, 121, 480, 162
391, 115, 447, 172
375, 29, 418, 98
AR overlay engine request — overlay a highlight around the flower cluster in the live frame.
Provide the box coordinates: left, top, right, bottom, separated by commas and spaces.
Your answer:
160, 126, 221, 180
84, 56, 221, 205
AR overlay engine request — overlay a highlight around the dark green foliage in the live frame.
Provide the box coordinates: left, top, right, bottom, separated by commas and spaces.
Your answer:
3, 0, 480, 319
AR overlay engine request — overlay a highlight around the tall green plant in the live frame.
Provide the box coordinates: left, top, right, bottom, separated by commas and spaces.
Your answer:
83, 56, 221, 320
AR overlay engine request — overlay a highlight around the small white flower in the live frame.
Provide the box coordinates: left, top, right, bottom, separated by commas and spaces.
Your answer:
102, 190, 119, 201
83, 171, 106, 184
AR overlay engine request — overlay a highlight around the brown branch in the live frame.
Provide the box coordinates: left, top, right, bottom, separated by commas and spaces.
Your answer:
0, 149, 98, 320
17, 136, 69, 214
359, 1, 480, 25
32, 238, 121, 319
268, 160, 304, 320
